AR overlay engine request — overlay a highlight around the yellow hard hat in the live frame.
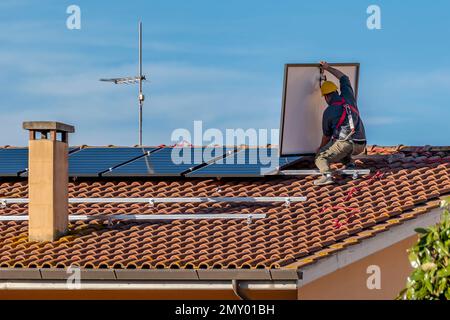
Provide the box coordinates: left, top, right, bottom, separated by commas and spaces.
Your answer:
320, 81, 338, 96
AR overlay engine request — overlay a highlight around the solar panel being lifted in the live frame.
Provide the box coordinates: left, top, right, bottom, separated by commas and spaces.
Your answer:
185, 148, 301, 177
280, 63, 359, 156
103, 147, 229, 177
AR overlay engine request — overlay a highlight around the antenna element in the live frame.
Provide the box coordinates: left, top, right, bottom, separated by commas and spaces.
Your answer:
100, 21, 146, 146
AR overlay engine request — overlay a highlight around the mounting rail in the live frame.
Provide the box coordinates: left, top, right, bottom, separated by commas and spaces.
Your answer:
0, 196, 306, 208
279, 169, 370, 179
0, 213, 266, 223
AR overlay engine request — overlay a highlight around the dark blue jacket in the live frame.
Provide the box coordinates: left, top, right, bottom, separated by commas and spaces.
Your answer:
322, 75, 367, 142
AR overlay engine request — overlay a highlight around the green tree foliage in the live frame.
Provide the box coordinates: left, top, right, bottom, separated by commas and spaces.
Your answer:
397, 196, 450, 300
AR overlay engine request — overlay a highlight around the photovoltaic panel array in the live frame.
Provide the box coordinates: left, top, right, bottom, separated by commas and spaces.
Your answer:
0, 146, 300, 178
185, 148, 301, 177
103, 147, 228, 177
0, 147, 81, 177
0, 147, 155, 177
68, 147, 156, 177
0, 148, 28, 176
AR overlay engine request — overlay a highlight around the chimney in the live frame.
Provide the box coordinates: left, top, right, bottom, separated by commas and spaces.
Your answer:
23, 121, 75, 242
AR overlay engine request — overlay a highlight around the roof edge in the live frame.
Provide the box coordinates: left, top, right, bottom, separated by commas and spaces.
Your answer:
295, 205, 442, 286
0, 268, 301, 282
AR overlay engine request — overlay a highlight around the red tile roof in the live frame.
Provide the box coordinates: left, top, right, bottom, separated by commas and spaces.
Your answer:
0, 145, 449, 270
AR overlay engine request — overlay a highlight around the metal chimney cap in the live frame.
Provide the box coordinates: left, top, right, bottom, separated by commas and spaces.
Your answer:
23, 121, 75, 133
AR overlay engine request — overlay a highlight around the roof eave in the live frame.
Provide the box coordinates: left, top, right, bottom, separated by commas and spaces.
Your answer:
293, 206, 442, 287
0, 268, 302, 282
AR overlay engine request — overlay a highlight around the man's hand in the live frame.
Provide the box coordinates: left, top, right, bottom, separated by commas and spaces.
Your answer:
317, 135, 331, 154
319, 61, 345, 80
319, 61, 330, 70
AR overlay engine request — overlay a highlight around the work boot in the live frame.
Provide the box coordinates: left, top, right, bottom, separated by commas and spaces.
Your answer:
313, 173, 334, 186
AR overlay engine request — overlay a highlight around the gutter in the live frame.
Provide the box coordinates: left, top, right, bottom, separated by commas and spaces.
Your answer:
0, 268, 301, 299
0, 280, 297, 291
0, 268, 301, 282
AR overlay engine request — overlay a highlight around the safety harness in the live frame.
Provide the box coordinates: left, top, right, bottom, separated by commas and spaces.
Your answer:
319, 66, 362, 141
331, 98, 360, 141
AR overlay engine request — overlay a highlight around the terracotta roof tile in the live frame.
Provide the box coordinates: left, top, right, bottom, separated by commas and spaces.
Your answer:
0, 145, 449, 269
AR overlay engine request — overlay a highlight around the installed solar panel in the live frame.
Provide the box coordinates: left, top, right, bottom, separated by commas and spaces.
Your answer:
103, 147, 228, 177
0, 146, 300, 178
69, 147, 155, 177
0, 148, 28, 176
185, 148, 301, 177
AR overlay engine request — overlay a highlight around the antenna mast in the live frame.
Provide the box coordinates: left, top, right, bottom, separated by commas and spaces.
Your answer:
138, 21, 144, 146
100, 21, 147, 146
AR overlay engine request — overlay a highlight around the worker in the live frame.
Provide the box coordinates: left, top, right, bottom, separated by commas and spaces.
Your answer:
314, 61, 367, 186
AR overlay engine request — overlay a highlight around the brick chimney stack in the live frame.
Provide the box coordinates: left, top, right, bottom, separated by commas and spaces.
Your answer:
23, 121, 75, 242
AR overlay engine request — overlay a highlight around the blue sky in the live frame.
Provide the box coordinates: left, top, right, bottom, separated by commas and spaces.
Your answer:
0, 0, 448, 147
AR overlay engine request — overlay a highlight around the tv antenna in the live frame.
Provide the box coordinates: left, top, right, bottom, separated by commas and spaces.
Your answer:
100, 21, 146, 146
